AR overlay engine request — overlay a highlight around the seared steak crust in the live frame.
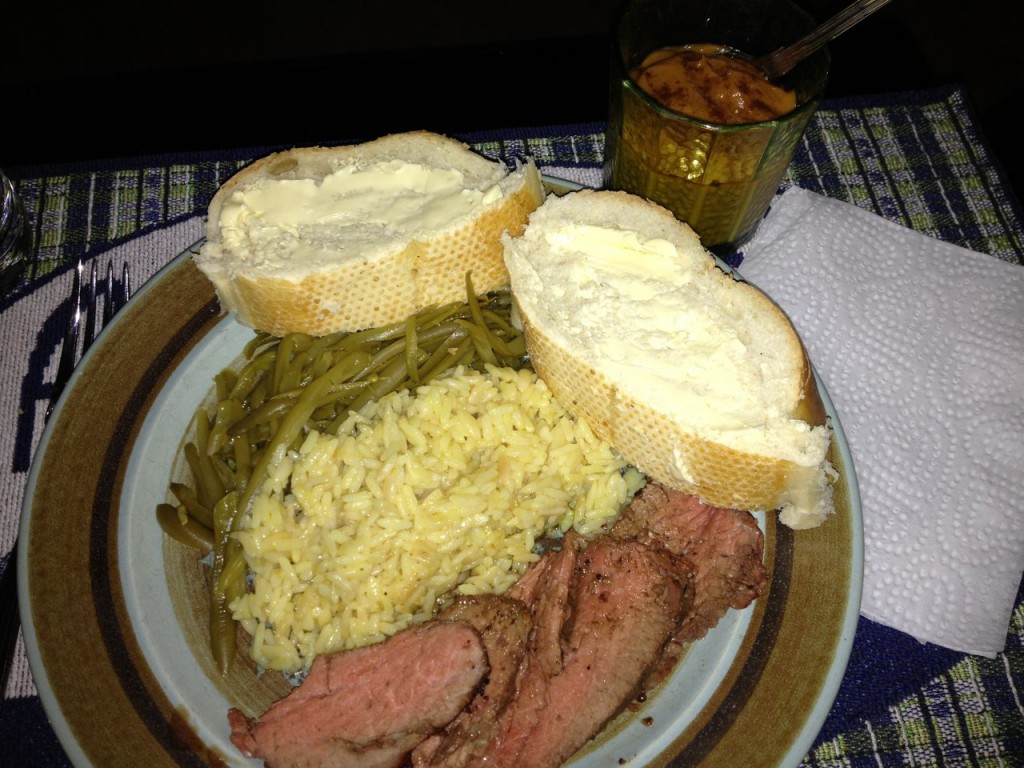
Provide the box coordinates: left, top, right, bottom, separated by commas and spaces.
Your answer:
495, 537, 693, 768
611, 481, 769, 680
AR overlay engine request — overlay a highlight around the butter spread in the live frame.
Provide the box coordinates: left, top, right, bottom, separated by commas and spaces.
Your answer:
216, 160, 504, 271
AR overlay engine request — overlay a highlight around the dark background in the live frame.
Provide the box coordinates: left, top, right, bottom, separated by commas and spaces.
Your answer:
3, 0, 1022, 198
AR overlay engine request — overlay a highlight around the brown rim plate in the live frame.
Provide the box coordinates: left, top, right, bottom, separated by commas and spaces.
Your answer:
20, 178, 863, 767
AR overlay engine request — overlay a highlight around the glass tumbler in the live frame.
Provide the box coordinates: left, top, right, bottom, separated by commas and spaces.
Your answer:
1, 168, 31, 295
603, 0, 830, 256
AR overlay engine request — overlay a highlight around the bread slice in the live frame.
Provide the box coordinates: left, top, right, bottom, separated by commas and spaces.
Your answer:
501, 189, 835, 529
194, 131, 544, 336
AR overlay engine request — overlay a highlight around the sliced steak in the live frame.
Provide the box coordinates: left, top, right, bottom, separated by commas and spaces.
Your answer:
478, 536, 693, 768
228, 620, 488, 768
412, 594, 532, 767
611, 481, 769, 680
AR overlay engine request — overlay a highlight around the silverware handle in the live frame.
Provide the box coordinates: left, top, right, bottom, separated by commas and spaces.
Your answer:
759, 0, 895, 79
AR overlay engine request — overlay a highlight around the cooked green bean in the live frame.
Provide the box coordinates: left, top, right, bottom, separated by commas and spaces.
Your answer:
417, 327, 470, 379
169, 482, 214, 529
226, 349, 276, 403
210, 491, 239, 675
460, 319, 499, 365
184, 440, 224, 511
232, 434, 252, 491
208, 398, 246, 455
405, 315, 420, 385
219, 541, 248, 599
273, 333, 315, 395
214, 369, 237, 404
419, 335, 476, 382
156, 503, 214, 550
348, 348, 429, 412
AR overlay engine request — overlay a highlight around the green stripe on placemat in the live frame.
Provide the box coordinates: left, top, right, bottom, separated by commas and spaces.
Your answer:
15, 160, 252, 280
805, 654, 1024, 767
786, 86, 1024, 263
803, 609, 1024, 767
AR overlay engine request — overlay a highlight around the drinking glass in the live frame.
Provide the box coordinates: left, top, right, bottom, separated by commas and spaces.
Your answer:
1, 168, 31, 296
603, 0, 830, 256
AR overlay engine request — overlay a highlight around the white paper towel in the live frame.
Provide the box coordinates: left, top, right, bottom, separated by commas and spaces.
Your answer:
738, 187, 1024, 657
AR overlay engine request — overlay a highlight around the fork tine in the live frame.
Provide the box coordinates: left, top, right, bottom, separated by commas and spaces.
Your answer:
46, 260, 83, 421
121, 261, 131, 307
102, 260, 115, 328
81, 260, 99, 356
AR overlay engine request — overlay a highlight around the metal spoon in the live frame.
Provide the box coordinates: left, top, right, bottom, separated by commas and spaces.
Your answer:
753, 0, 896, 80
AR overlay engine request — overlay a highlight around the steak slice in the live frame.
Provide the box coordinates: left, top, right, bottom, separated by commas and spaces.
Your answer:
228, 620, 488, 768
412, 594, 533, 767
611, 481, 769, 680
479, 536, 693, 768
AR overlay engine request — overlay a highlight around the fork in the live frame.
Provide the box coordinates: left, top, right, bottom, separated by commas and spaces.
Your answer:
0, 257, 131, 701
45, 258, 132, 420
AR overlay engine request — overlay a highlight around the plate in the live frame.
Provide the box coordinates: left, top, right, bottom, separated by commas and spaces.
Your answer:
20, 180, 863, 767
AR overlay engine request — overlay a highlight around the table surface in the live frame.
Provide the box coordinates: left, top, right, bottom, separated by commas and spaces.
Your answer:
2, 83, 1022, 767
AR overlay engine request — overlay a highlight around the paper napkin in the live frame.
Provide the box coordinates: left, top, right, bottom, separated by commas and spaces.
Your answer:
738, 186, 1024, 657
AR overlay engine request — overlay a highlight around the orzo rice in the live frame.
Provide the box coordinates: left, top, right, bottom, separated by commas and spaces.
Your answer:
230, 364, 644, 672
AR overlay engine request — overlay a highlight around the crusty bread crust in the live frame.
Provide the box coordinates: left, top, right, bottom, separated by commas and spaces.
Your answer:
524, 312, 826, 513
195, 131, 544, 336
503, 189, 835, 528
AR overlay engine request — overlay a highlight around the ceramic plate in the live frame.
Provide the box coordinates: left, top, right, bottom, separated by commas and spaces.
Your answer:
20, 179, 863, 767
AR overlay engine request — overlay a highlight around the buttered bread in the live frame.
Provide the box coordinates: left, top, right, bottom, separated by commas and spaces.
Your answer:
501, 189, 835, 529
195, 131, 544, 336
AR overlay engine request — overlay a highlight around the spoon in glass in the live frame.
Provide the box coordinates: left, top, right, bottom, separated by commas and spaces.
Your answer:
752, 0, 896, 80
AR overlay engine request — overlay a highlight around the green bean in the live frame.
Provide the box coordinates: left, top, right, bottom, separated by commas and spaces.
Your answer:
405, 315, 420, 385
219, 541, 248, 600
245, 377, 269, 412
351, 321, 461, 385
416, 299, 466, 331
481, 307, 516, 336
227, 396, 296, 437
214, 369, 237, 404
458, 318, 526, 360
208, 398, 246, 455
185, 440, 223, 511
229, 381, 372, 438
350, 347, 430, 412
227, 349, 275, 403
272, 334, 312, 395
459, 319, 499, 365
210, 491, 239, 675
418, 335, 476, 382
169, 482, 214, 529
156, 503, 214, 550
417, 327, 470, 379
211, 454, 237, 493
233, 434, 252, 492
243, 330, 277, 359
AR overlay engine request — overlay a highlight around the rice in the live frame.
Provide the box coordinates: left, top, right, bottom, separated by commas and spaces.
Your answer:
230, 364, 644, 672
